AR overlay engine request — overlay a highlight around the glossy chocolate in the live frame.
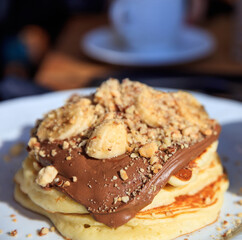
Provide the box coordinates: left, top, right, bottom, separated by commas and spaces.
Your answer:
36, 125, 220, 228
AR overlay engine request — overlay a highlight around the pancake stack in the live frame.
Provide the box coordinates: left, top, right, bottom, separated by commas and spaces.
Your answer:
14, 79, 228, 240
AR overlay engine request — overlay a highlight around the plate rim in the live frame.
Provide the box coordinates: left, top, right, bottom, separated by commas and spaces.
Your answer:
0, 87, 242, 240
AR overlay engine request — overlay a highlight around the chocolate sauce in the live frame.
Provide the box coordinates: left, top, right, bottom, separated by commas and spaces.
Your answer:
36, 125, 220, 228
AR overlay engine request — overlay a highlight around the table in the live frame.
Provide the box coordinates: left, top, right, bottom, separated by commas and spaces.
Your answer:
35, 14, 242, 91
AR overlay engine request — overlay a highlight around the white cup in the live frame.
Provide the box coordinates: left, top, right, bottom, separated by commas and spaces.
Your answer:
109, 0, 185, 51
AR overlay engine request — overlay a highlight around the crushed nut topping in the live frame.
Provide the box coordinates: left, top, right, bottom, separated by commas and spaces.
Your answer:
39, 150, 46, 157
24, 78, 221, 218
151, 163, 162, 174
121, 196, 129, 203
149, 156, 159, 165
9, 229, 17, 236
62, 141, 69, 149
112, 175, 118, 180
33, 79, 216, 162
72, 176, 77, 182
63, 181, 71, 187
51, 149, 57, 157
237, 200, 242, 205
139, 142, 158, 158
38, 227, 49, 236
120, 169, 128, 181
50, 226, 56, 232
28, 137, 38, 148
237, 213, 242, 217
66, 156, 72, 161
36, 166, 58, 187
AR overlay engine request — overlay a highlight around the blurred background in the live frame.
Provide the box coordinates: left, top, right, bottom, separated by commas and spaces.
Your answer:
0, 0, 241, 101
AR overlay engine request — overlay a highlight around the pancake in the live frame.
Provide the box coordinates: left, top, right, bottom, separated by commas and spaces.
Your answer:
14, 153, 228, 240
14, 79, 229, 240
15, 141, 220, 215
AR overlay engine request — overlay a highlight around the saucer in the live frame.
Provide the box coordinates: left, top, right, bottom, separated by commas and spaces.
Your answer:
81, 26, 215, 66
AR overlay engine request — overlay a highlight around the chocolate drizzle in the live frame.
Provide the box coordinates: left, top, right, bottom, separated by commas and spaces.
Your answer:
36, 125, 221, 228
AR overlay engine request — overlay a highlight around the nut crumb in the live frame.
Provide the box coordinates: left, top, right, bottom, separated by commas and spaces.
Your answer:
62, 141, 69, 149
121, 196, 129, 203
152, 163, 162, 174
9, 229, 17, 236
112, 175, 118, 180
39, 150, 46, 157
113, 197, 119, 204
139, 142, 158, 158
72, 176, 77, 182
66, 156, 72, 161
38, 227, 49, 236
225, 229, 232, 236
26, 233, 32, 238
63, 181, 71, 187
149, 155, 159, 165
204, 129, 212, 136
51, 149, 57, 157
130, 153, 138, 158
28, 137, 38, 148
36, 166, 58, 187
223, 220, 228, 226
237, 213, 242, 217
235, 219, 241, 225
50, 226, 55, 232
120, 169, 128, 181
238, 200, 242, 205
0, 229, 2, 234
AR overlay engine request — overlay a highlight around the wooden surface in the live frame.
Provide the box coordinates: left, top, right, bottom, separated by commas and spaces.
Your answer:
35, 14, 242, 90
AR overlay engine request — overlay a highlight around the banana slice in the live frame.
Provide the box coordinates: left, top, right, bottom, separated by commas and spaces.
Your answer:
86, 119, 127, 159
37, 98, 95, 141
94, 79, 122, 111
172, 91, 209, 128
193, 141, 218, 169
135, 88, 177, 127
168, 141, 218, 187
168, 168, 198, 187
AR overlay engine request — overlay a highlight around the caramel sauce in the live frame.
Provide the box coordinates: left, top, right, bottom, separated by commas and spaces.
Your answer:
174, 168, 192, 181
136, 175, 225, 219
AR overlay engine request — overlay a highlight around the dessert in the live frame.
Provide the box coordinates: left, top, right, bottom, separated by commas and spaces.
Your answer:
14, 79, 229, 240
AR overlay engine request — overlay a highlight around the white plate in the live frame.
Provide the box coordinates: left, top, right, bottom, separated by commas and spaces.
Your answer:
0, 88, 242, 240
82, 26, 215, 66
